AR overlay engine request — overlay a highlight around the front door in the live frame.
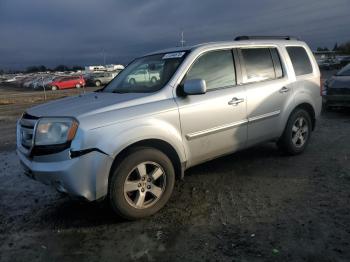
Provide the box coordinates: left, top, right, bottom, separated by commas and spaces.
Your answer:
175, 49, 247, 166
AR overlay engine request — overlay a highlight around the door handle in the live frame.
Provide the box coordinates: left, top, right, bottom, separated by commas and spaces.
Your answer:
228, 97, 245, 106
279, 87, 289, 93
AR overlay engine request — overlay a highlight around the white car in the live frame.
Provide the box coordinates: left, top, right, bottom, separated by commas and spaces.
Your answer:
126, 69, 160, 85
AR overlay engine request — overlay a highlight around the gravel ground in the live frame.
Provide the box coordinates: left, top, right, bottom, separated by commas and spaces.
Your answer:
0, 82, 350, 262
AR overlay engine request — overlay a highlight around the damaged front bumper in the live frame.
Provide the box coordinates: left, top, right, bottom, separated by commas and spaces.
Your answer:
17, 148, 113, 201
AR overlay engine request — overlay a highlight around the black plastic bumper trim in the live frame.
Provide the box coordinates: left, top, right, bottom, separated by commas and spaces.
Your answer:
70, 148, 108, 158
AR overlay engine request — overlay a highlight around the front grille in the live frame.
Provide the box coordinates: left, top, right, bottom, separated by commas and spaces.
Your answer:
20, 113, 38, 149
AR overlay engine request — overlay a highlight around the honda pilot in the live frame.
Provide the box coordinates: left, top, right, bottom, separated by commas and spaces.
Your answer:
17, 36, 322, 220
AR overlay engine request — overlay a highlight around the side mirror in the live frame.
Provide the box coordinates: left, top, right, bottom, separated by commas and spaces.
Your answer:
183, 79, 207, 95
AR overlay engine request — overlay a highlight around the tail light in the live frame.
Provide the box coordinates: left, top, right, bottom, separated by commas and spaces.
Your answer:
320, 77, 324, 96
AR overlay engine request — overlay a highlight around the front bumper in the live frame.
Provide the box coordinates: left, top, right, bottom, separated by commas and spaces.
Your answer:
323, 95, 350, 107
17, 148, 113, 201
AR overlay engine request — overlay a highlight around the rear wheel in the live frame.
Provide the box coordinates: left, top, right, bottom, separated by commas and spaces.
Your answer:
109, 147, 175, 220
277, 109, 312, 155
51, 85, 58, 91
95, 80, 101, 87
75, 84, 81, 88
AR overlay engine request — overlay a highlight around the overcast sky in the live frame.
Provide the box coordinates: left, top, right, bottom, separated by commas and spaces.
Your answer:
0, 0, 349, 69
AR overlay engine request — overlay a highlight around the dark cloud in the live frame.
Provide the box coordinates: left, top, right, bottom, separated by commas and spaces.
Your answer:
0, 0, 349, 69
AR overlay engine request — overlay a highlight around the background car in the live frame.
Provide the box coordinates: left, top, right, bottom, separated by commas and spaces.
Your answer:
48, 75, 85, 90
126, 68, 160, 85
323, 63, 350, 109
86, 71, 119, 87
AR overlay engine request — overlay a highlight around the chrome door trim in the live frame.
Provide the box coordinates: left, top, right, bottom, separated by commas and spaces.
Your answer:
248, 110, 281, 123
186, 119, 248, 140
185, 110, 280, 141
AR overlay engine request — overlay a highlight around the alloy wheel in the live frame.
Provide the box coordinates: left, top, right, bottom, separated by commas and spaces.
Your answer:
291, 116, 309, 148
123, 161, 166, 209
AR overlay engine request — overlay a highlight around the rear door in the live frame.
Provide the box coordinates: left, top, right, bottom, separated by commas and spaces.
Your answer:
238, 47, 291, 146
175, 49, 247, 166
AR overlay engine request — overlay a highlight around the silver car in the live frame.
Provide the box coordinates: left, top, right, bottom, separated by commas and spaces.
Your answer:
17, 36, 321, 220
87, 71, 120, 87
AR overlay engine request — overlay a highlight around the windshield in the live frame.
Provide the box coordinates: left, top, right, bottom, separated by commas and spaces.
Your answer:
337, 64, 350, 76
103, 52, 187, 93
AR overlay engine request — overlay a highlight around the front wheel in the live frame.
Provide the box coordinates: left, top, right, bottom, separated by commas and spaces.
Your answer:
129, 78, 136, 85
277, 109, 312, 155
109, 147, 175, 220
150, 77, 157, 84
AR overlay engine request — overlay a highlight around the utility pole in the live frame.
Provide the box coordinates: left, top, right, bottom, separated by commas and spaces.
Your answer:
42, 76, 46, 100
102, 49, 106, 66
180, 31, 185, 47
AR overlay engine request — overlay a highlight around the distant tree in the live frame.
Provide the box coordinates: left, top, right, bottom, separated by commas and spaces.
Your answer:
333, 42, 338, 51
54, 65, 69, 72
71, 65, 84, 71
316, 47, 330, 52
26, 66, 40, 73
38, 65, 47, 72
337, 41, 350, 54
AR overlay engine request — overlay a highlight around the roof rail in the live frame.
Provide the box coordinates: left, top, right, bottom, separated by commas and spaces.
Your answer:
235, 35, 299, 41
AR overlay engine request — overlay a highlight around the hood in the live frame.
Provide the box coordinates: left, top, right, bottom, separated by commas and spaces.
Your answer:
27, 92, 153, 118
328, 75, 350, 89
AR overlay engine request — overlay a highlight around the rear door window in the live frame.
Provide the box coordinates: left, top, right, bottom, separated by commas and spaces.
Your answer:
240, 48, 276, 83
286, 46, 313, 76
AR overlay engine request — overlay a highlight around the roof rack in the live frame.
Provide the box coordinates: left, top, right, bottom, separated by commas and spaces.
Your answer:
235, 35, 299, 41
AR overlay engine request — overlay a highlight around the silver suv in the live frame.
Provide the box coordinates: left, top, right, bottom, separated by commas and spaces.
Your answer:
17, 36, 321, 220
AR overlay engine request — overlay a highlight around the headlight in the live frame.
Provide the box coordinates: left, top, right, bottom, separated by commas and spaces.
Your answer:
34, 118, 79, 146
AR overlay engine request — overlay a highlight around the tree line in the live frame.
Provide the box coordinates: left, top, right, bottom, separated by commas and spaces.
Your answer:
317, 40, 350, 54
25, 65, 84, 73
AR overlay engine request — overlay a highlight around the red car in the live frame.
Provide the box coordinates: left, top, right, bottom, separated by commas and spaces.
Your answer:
49, 76, 85, 90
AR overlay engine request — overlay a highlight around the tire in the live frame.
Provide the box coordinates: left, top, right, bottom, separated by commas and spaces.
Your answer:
277, 109, 312, 155
95, 80, 101, 87
151, 77, 157, 84
75, 84, 81, 89
51, 86, 58, 91
129, 78, 136, 85
109, 147, 175, 220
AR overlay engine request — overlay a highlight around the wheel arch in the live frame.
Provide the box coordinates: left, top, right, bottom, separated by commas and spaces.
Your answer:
293, 102, 316, 130
108, 139, 184, 188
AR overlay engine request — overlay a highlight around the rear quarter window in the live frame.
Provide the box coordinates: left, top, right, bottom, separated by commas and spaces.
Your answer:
286, 46, 313, 76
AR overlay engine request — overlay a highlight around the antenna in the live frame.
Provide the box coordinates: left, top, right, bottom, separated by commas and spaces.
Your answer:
180, 31, 185, 47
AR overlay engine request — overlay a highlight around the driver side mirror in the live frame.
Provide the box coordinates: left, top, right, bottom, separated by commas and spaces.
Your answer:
183, 79, 207, 95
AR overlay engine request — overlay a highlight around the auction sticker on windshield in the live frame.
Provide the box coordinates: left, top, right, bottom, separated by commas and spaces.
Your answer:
162, 52, 185, 59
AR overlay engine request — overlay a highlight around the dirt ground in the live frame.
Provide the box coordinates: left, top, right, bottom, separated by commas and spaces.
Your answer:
0, 82, 350, 262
